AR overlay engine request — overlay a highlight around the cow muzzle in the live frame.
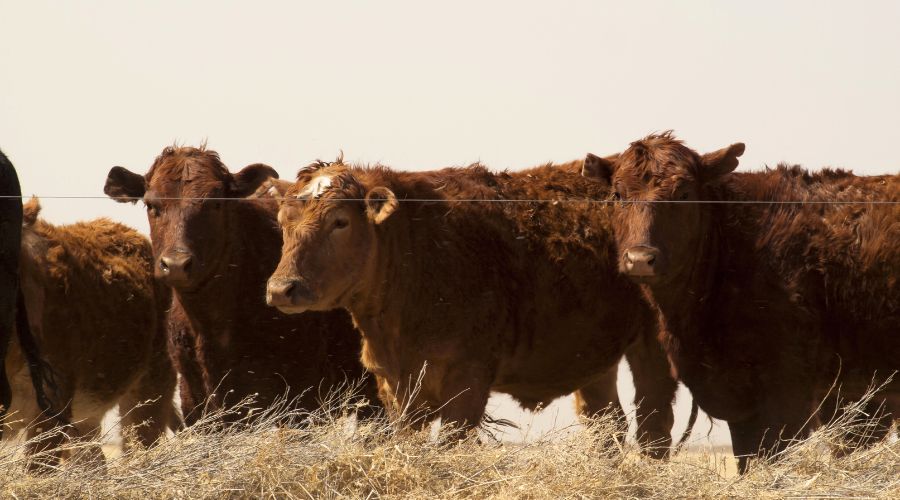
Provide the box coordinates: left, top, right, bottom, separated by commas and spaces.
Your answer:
157, 251, 194, 286
622, 245, 662, 280
266, 277, 317, 313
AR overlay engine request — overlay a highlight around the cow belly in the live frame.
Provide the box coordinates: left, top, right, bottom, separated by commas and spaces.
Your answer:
492, 338, 627, 403
492, 347, 623, 411
70, 393, 118, 425
493, 378, 600, 411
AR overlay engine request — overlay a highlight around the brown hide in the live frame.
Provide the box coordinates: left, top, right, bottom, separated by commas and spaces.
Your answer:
268, 159, 680, 456
0, 149, 21, 430
4, 198, 178, 465
584, 132, 899, 472
104, 146, 379, 425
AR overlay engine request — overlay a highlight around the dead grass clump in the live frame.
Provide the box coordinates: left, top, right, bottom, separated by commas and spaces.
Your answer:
0, 388, 897, 499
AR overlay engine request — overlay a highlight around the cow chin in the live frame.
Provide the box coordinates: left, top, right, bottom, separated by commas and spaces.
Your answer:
274, 303, 312, 315
627, 274, 662, 286
619, 263, 663, 285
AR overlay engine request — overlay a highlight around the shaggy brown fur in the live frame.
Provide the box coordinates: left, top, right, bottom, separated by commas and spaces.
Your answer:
266, 158, 685, 457
583, 132, 899, 472
4, 198, 179, 467
104, 146, 379, 425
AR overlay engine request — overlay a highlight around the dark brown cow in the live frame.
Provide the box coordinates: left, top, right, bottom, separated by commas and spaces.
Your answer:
265, 158, 688, 456
0, 148, 60, 439
3, 198, 179, 465
582, 132, 899, 471
103, 146, 379, 425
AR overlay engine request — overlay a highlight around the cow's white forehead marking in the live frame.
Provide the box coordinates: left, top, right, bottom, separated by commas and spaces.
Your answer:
297, 175, 333, 199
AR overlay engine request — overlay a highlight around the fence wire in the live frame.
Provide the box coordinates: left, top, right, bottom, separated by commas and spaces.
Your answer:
2, 195, 898, 205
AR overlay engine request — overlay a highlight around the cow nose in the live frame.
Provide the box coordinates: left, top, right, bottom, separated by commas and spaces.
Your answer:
158, 253, 193, 284
623, 246, 660, 277
266, 278, 299, 307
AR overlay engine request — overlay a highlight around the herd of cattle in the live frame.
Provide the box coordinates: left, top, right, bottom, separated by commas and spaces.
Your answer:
0, 132, 896, 473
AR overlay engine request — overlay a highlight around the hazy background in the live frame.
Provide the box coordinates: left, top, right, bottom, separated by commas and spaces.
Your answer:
2, 1, 898, 447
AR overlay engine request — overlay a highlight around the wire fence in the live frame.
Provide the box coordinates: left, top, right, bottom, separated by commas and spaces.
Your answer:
3, 195, 899, 205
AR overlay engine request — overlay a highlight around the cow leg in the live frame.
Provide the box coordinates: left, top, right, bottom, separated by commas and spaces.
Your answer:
7, 323, 73, 472
166, 310, 208, 426
24, 413, 69, 472
375, 375, 401, 422
727, 418, 768, 474
848, 397, 894, 449
119, 392, 173, 451
119, 365, 179, 450
728, 416, 801, 474
2, 334, 35, 442
120, 303, 181, 448
435, 364, 491, 440
382, 375, 438, 432
574, 363, 627, 450
176, 375, 202, 425
23, 398, 74, 472
823, 394, 895, 456
353, 373, 384, 423
729, 409, 810, 474
625, 338, 677, 459
67, 415, 106, 466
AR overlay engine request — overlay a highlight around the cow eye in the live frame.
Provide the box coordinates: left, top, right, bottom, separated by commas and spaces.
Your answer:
611, 191, 622, 202
333, 218, 349, 230
145, 203, 160, 217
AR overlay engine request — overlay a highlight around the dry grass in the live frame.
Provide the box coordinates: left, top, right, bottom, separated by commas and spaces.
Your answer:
0, 389, 897, 499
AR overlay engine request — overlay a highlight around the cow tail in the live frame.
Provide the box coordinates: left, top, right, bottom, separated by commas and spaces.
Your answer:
14, 287, 65, 424
672, 398, 699, 454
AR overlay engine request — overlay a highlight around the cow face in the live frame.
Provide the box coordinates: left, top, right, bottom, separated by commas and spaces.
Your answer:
105, 147, 276, 289
582, 133, 743, 284
266, 167, 397, 314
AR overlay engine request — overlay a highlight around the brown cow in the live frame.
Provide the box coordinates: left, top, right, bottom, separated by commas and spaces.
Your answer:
4, 198, 179, 465
265, 158, 688, 457
103, 146, 380, 425
582, 132, 899, 472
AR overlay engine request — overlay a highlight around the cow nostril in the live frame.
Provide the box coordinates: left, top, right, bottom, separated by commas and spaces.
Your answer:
268, 280, 298, 304
159, 254, 192, 280
646, 256, 656, 266
624, 252, 634, 265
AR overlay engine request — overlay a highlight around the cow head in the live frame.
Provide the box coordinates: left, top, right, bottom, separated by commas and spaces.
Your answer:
582, 132, 744, 284
104, 146, 277, 290
266, 162, 397, 313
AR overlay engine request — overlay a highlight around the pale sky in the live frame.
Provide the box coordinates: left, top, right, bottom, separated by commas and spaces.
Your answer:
2, 1, 898, 447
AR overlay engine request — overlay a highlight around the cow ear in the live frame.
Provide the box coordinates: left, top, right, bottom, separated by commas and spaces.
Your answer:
251, 178, 294, 199
700, 143, 745, 179
104, 166, 146, 203
365, 187, 398, 224
22, 196, 41, 226
582, 153, 616, 184
230, 163, 279, 198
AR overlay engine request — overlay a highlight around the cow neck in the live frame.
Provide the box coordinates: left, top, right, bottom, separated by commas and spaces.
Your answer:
644, 202, 731, 363
173, 200, 279, 357
345, 198, 430, 348
345, 222, 404, 343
